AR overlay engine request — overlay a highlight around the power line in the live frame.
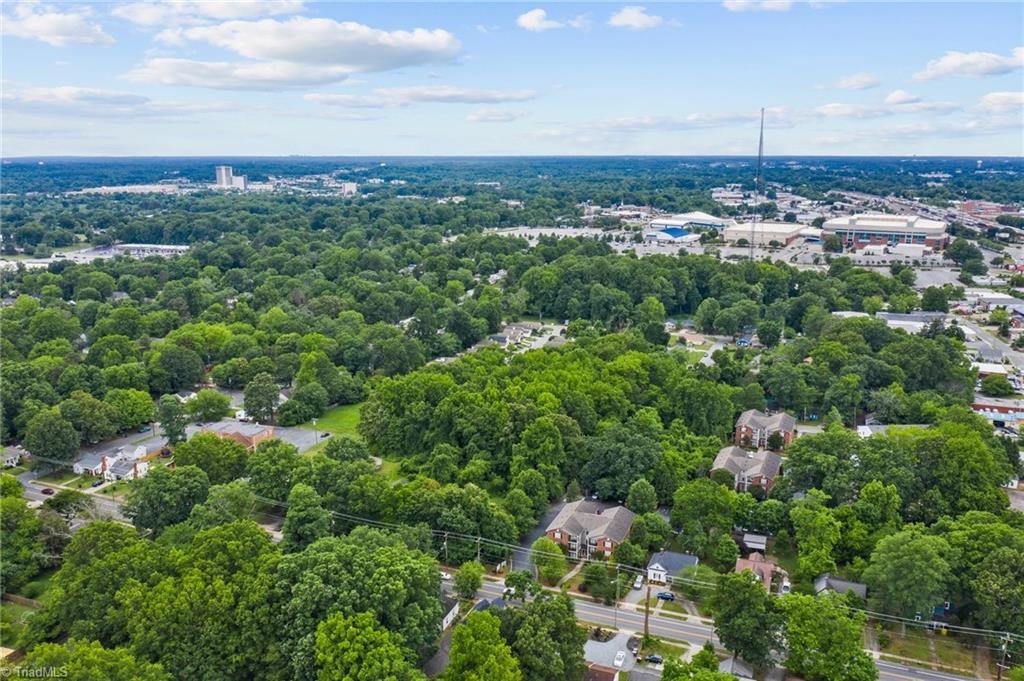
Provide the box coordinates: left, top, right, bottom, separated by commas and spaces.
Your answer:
15, 453, 1023, 644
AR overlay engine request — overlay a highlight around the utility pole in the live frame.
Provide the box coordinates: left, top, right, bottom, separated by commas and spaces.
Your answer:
996, 632, 1011, 681
476, 536, 482, 563
613, 565, 620, 628
644, 585, 651, 639
443, 532, 448, 565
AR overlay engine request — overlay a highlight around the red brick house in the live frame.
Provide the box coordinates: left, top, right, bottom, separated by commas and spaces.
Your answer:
734, 410, 796, 449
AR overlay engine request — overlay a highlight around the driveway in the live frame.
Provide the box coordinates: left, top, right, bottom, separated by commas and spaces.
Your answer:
513, 500, 567, 571
584, 632, 637, 672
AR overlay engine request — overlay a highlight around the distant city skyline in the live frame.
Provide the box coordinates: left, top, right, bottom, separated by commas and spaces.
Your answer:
2, 1, 1022, 157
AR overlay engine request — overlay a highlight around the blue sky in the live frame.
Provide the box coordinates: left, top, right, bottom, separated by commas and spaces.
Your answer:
2, 1, 1022, 156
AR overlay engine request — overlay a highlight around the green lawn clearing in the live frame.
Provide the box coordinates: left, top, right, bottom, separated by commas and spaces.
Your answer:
0, 602, 35, 647
302, 403, 362, 439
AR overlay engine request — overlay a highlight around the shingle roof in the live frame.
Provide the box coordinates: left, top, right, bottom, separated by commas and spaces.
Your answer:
735, 409, 796, 433
546, 501, 635, 544
814, 573, 867, 600
712, 447, 783, 480
202, 421, 272, 437
647, 551, 699, 577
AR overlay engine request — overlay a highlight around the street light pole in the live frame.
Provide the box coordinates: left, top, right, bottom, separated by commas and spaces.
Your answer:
613, 564, 619, 628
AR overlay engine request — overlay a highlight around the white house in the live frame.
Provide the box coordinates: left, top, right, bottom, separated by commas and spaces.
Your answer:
646, 551, 700, 585
73, 453, 106, 476
441, 595, 459, 630
104, 458, 149, 482
3, 447, 22, 468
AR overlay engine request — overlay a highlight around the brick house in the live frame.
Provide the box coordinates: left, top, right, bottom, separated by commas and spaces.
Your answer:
711, 446, 783, 493
201, 421, 275, 451
734, 410, 796, 449
545, 501, 635, 560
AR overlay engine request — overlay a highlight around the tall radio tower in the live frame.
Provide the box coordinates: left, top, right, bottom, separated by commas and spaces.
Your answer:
750, 107, 765, 261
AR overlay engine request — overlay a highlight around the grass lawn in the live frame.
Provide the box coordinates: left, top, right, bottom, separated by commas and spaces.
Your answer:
0, 602, 35, 647
4, 466, 27, 476
883, 632, 933, 664
68, 475, 102, 490
640, 637, 690, 660
932, 636, 976, 671
11, 570, 55, 602
302, 403, 362, 439
36, 470, 78, 485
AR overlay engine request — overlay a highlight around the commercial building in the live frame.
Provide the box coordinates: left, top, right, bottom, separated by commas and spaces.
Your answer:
722, 222, 803, 246
649, 211, 732, 231
823, 213, 948, 249
214, 165, 248, 191
642, 226, 700, 245
961, 200, 1016, 218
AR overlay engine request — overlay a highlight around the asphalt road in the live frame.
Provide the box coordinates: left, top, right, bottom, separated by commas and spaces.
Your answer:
24, 481, 127, 522
476, 583, 976, 681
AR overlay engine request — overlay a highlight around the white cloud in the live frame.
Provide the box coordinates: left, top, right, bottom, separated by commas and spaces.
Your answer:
883, 89, 919, 105
467, 108, 527, 123
815, 94, 959, 119
608, 6, 662, 30
123, 58, 355, 90
3, 2, 113, 46
306, 85, 538, 108
722, 1, 793, 12
112, 1, 305, 27
814, 103, 887, 119
167, 17, 460, 70
516, 8, 589, 32
832, 73, 879, 90
2, 85, 235, 117
914, 47, 1024, 80
976, 91, 1024, 113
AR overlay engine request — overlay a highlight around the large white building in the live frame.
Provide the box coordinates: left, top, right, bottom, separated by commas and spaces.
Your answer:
650, 211, 733, 231
823, 213, 948, 249
723, 221, 803, 246
214, 165, 248, 191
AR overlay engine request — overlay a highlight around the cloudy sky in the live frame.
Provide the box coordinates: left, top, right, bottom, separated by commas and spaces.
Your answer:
2, 1, 1022, 156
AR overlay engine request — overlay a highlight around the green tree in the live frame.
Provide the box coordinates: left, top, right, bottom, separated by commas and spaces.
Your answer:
980, 374, 1014, 397
0, 490, 44, 594
789, 491, 841, 580
122, 465, 210, 535
862, 527, 953, 621
17, 639, 170, 681
186, 388, 233, 422
498, 594, 585, 681
188, 480, 256, 529
454, 560, 485, 599
103, 388, 155, 431
708, 572, 784, 671
531, 536, 568, 585
781, 592, 877, 681
59, 390, 119, 443
24, 407, 79, 463
445, 611, 521, 681
172, 432, 248, 485
756, 319, 782, 349
156, 394, 188, 444
504, 570, 542, 602
920, 287, 949, 313
282, 483, 332, 553
625, 478, 658, 513
244, 372, 280, 424
314, 611, 424, 681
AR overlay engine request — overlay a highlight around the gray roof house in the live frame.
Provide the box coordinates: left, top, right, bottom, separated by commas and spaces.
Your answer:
545, 501, 635, 560
734, 409, 797, 449
646, 551, 700, 584
814, 573, 867, 600
712, 446, 783, 492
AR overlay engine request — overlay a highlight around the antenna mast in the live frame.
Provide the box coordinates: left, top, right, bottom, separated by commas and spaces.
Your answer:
751, 107, 765, 261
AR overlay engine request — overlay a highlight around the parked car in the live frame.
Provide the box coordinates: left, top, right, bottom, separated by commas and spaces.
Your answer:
439, 571, 452, 581
41, 488, 55, 495
91, 479, 104, 488
644, 654, 664, 664
138, 425, 151, 433
633, 575, 644, 590
656, 592, 675, 601
613, 651, 626, 668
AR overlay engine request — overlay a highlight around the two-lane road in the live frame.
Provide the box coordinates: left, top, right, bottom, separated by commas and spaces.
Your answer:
477, 583, 975, 681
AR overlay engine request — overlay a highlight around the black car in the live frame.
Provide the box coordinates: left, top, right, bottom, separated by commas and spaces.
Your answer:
40, 487, 55, 495
656, 591, 675, 601
644, 654, 664, 664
